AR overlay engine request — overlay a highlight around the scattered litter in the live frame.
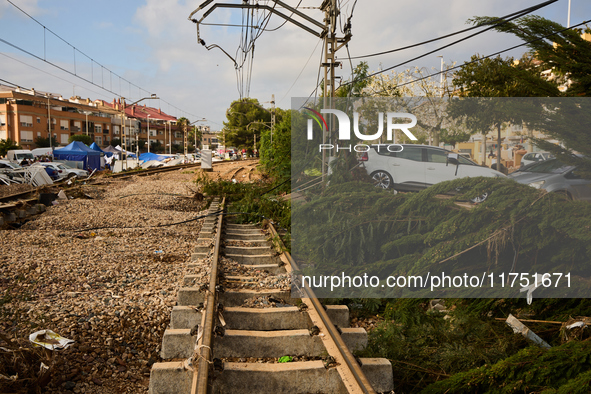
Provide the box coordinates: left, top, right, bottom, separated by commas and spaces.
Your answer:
566, 321, 586, 330
0, 373, 18, 381
278, 356, 292, 363
29, 329, 75, 350
506, 314, 551, 349
57, 190, 68, 200
519, 273, 545, 305
562, 317, 591, 342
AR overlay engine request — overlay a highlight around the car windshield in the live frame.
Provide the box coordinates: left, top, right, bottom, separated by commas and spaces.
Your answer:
57, 164, 68, 170
522, 159, 573, 174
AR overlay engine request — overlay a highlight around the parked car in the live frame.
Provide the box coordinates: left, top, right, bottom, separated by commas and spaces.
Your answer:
520, 152, 554, 167
359, 144, 505, 191
508, 158, 591, 201
0, 160, 22, 170
37, 162, 89, 179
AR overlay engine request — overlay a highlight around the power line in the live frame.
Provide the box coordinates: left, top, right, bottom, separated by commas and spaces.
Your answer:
279, 37, 323, 104
342, 0, 558, 87
345, 0, 558, 60
368, 19, 591, 96
3, 0, 201, 123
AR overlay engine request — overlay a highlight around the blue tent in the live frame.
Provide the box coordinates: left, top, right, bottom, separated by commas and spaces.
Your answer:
53, 141, 101, 170
89, 142, 113, 158
139, 152, 168, 162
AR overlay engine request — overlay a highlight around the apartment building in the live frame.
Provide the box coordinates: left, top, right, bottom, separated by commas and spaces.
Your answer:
96, 99, 180, 151
0, 84, 184, 153
0, 86, 118, 150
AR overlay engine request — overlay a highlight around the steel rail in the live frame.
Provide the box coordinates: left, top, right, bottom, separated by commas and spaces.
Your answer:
192, 197, 225, 394
268, 224, 377, 394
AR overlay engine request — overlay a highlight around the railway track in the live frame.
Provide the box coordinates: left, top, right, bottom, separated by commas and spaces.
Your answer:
149, 198, 393, 394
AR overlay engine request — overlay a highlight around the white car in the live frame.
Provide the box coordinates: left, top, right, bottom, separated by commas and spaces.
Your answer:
0, 160, 22, 170
520, 152, 554, 167
37, 162, 89, 179
359, 144, 505, 190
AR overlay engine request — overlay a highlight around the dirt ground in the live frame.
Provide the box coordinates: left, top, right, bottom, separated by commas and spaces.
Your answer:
197, 159, 263, 182
0, 170, 208, 393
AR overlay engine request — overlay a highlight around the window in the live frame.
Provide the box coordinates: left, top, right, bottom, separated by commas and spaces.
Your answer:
20, 115, 33, 128
0, 131, 6, 140
20, 130, 33, 142
0, 114, 5, 126
426, 149, 448, 163
95, 136, 102, 145
113, 125, 120, 135
37, 132, 41, 137
396, 146, 423, 162
60, 120, 69, 130
60, 134, 69, 144
95, 124, 102, 133
37, 117, 41, 124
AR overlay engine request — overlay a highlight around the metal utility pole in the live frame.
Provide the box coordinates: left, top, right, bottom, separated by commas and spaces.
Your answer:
47, 95, 52, 151
183, 121, 188, 157
189, 1, 351, 181
320, 0, 351, 182
270, 94, 276, 147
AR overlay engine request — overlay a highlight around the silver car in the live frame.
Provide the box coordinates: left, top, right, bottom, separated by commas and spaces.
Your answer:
520, 152, 554, 167
508, 159, 591, 201
359, 144, 504, 191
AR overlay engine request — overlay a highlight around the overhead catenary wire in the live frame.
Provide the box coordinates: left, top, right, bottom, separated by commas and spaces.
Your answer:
368, 18, 591, 97
3, 0, 202, 123
341, 0, 559, 88
344, 0, 557, 60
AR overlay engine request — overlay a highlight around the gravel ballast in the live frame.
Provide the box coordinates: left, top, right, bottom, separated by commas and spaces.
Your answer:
0, 171, 206, 393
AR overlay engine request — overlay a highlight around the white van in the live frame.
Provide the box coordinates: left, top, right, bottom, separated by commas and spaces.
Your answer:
31, 147, 54, 157
6, 149, 34, 164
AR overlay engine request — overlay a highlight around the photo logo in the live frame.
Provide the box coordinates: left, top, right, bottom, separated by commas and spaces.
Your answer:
304, 108, 418, 142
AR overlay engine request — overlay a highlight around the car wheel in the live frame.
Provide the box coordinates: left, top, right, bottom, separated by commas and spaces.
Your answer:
67, 173, 76, 179
370, 171, 393, 189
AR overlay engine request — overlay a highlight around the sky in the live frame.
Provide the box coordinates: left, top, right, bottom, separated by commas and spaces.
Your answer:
0, 0, 589, 129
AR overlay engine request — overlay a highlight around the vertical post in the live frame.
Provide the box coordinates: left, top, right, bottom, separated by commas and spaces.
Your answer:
47, 95, 52, 151
147, 115, 150, 153
184, 122, 188, 156
270, 94, 275, 147
121, 99, 127, 171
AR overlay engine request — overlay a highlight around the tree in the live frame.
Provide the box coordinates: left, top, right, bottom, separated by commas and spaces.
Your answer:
452, 16, 591, 174
364, 65, 459, 145
110, 138, 121, 147
223, 98, 272, 150
335, 62, 370, 98
470, 16, 591, 97
68, 134, 92, 145
0, 139, 20, 157
35, 136, 58, 148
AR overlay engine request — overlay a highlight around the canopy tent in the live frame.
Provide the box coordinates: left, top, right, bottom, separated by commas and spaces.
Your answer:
102, 145, 120, 159
53, 141, 101, 170
115, 145, 137, 159
89, 142, 113, 157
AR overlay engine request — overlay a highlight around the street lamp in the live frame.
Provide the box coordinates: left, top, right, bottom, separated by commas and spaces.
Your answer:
189, 118, 207, 153
119, 94, 158, 170
147, 114, 151, 153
